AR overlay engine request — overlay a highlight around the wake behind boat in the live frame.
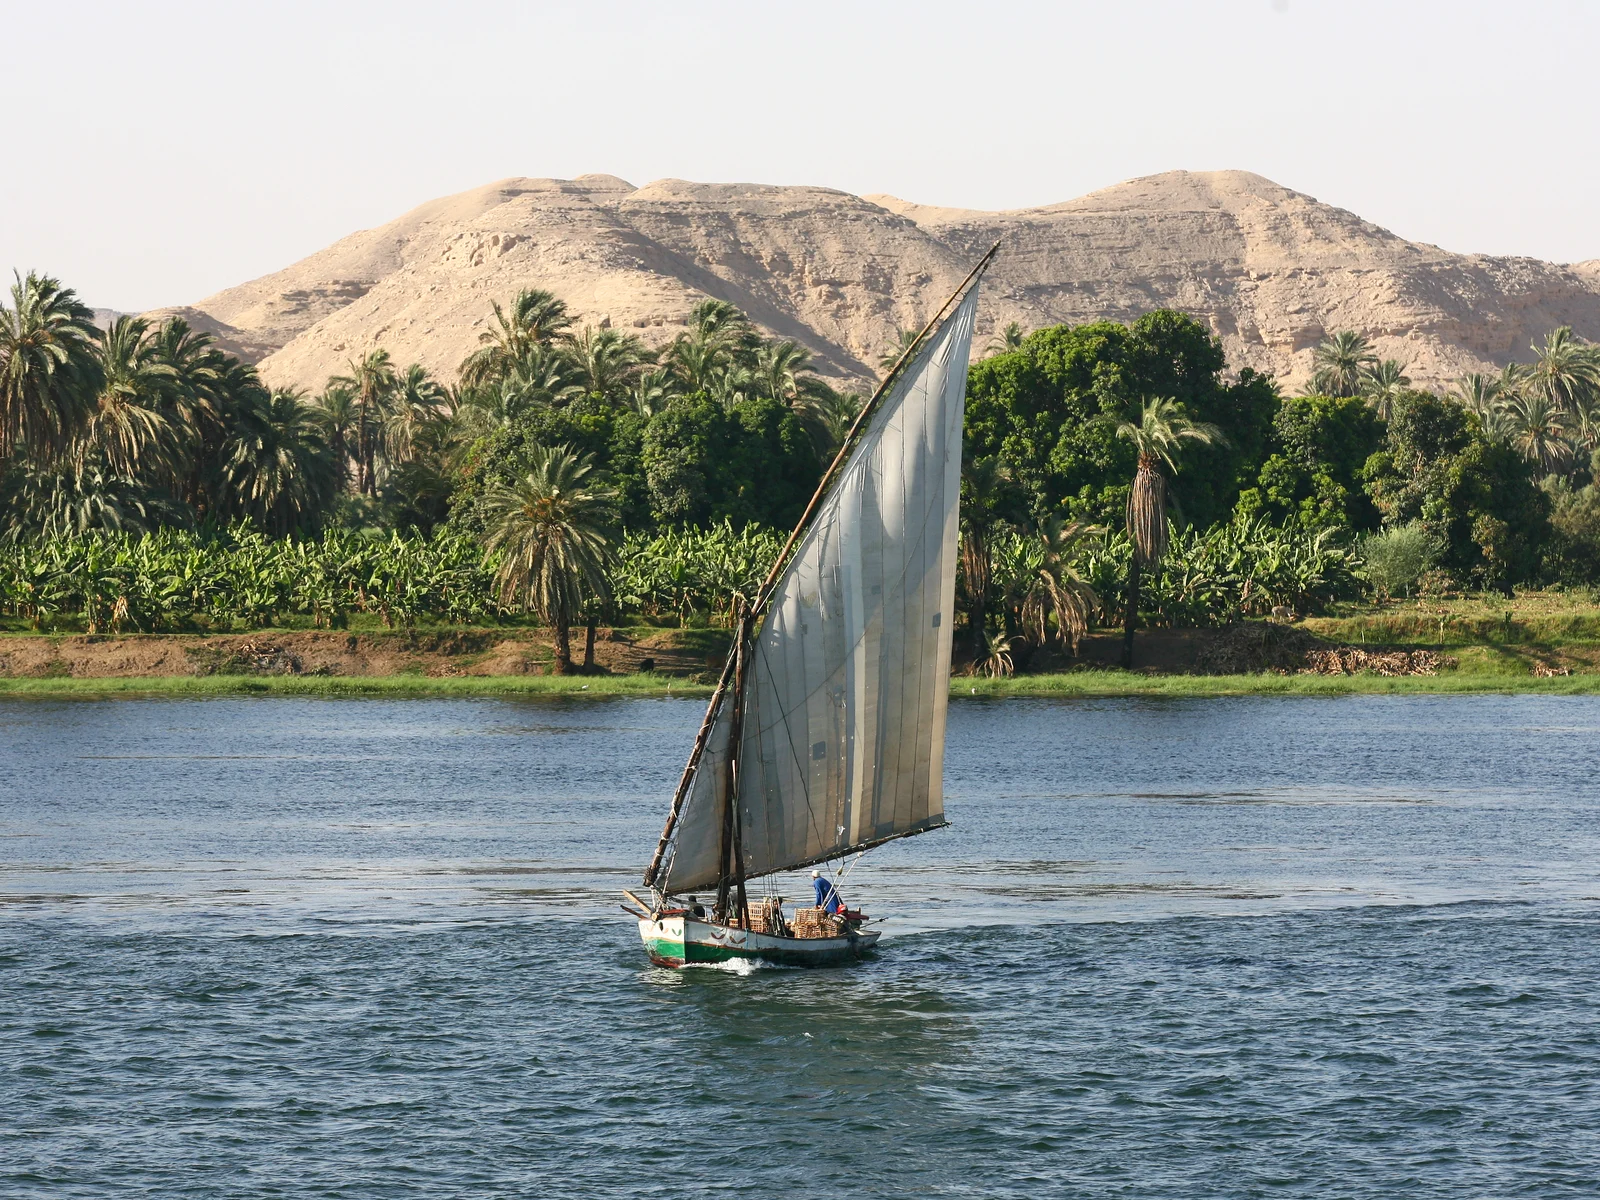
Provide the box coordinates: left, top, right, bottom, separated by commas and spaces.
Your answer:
623, 246, 997, 967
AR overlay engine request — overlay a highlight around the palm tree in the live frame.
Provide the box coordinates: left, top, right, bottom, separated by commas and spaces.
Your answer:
330, 349, 397, 495
222, 387, 338, 535
0, 457, 158, 539
149, 316, 227, 499
986, 321, 1026, 356
1359, 359, 1411, 420
1096, 396, 1226, 668
564, 326, 647, 401
481, 443, 617, 674
313, 384, 359, 490
685, 299, 755, 351
1309, 331, 1376, 398
1448, 372, 1501, 419
1475, 404, 1518, 444
753, 340, 812, 404
385, 363, 448, 465
668, 337, 736, 394
709, 365, 755, 411
0, 272, 100, 469
959, 455, 1005, 661
973, 627, 1017, 679
1564, 387, 1600, 459
493, 345, 584, 418
82, 316, 177, 479
988, 519, 1102, 658
628, 367, 677, 419
1525, 326, 1600, 416
460, 289, 572, 386
878, 326, 922, 374
1035, 517, 1101, 654
384, 393, 474, 535
794, 387, 862, 459
1502, 389, 1575, 476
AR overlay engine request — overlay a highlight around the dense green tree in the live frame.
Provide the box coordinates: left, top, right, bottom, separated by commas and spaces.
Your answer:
963, 310, 1275, 531
1541, 481, 1600, 586
1363, 392, 1550, 588
1240, 394, 1383, 531
640, 393, 819, 529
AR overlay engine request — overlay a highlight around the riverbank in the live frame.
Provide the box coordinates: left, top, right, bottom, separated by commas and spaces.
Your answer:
5, 594, 1599, 698
4, 670, 1599, 699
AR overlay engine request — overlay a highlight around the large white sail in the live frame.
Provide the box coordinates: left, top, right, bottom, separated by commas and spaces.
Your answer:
661, 285, 979, 895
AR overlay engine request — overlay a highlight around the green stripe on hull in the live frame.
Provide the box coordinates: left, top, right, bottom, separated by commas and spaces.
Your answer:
643, 936, 758, 963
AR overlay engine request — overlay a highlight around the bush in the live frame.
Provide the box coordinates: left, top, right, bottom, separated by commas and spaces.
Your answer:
1067, 518, 1362, 629
1359, 523, 1440, 600
0, 522, 794, 634
1362, 393, 1549, 585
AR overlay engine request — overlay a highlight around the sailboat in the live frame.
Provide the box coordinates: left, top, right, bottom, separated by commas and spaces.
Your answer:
622, 246, 998, 967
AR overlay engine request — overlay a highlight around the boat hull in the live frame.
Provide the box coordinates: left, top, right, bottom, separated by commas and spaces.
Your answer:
639, 915, 879, 968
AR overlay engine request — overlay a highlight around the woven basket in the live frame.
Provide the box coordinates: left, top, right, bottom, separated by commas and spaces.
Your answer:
792, 906, 841, 939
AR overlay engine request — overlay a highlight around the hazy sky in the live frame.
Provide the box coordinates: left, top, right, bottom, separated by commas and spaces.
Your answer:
4, 0, 1597, 311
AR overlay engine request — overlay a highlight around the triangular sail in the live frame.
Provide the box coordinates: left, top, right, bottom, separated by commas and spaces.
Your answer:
660, 285, 980, 895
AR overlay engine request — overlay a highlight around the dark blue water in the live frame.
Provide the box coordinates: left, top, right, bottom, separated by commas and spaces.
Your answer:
3, 695, 1599, 1198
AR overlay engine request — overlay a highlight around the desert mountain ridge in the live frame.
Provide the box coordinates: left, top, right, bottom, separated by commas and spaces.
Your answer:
144, 170, 1600, 395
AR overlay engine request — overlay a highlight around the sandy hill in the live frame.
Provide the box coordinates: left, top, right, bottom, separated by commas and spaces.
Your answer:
152, 170, 1600, 394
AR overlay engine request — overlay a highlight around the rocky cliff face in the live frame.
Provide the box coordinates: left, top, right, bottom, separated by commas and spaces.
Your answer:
154, 170, 1600, 394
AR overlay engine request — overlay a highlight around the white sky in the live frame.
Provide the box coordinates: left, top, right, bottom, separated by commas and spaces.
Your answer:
4, 0, 1597, 311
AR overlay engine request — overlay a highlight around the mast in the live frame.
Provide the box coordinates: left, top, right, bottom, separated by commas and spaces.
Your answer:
645, 243, 999, 896
713, 611, 751, 925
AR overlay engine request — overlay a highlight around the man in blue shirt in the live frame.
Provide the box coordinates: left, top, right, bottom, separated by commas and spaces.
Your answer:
811, 870, 844, 915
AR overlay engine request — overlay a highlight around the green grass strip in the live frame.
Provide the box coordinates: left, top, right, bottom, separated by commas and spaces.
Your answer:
957, 672, 1600, 697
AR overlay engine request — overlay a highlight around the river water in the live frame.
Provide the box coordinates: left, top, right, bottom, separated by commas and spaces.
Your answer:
3, 694, 1598, 1198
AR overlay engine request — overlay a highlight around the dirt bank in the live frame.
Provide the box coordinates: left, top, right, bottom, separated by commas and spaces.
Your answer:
0, 628, 725, 681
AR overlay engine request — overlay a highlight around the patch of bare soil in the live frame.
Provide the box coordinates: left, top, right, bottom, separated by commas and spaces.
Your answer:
1300, 647, 1455, 676
0, 628, 715, 679
1195, 623, 1455, 676
1028, 623, 1457, 677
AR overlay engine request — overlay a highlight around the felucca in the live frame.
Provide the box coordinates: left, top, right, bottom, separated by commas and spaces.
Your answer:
623, 246, 997, 967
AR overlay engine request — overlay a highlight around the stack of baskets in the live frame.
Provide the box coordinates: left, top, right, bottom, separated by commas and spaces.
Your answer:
791, 906, 842, 939
742, 897, 788, 935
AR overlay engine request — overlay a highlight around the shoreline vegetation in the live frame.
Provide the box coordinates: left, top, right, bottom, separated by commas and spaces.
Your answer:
8, 276, 1600, 697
